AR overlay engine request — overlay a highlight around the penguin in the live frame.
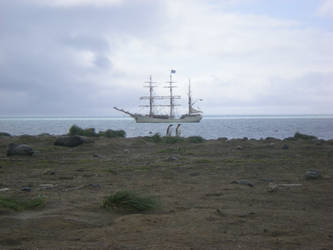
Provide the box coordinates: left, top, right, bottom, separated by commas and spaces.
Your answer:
166, 124, 173, 136
176, 124, 181, 137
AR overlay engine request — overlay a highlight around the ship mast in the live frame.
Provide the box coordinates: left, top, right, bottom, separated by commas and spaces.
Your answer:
165, 70, 180, 118
140, 75, 157, 117
188, 79, 192, 115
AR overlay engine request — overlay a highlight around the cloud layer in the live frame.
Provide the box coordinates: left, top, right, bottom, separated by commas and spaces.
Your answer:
0, 0, 332, 115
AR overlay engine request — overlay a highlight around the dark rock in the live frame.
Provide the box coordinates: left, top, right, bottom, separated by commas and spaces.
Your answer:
282, 144, 289, 150
43, 169, 56, 175
21, 187, 32, 192
93, 153, 102, 158
231, 180, 254, 187
86, 183, 101, 189
236, 145, 243, 150
6, 143, 34, 156
54, 136, 84, 147
189, 172, 200, 177
305, 170, 321, 180
166, 155, 179, 161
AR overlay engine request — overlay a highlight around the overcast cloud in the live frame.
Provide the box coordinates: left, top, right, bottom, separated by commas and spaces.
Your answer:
0, 0, 332, 115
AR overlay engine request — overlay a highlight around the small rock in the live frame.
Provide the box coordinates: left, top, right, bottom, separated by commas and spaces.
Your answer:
40, 184, 55, 189
231, 180, 254, 187
282, 144, 289, 150
124, 149, 130, 154
86, 183, 101, 189
7, 143, 34, 156
54, 136, 84, 147
236, 145, 243, 150
167, 155, 179, 161
268, 182, 279, 192
43, 169, 56, 175
0, 188, 10, 192
21, 187, 32, 192
189, 172, 200, 177
93, 153, 102, 158
305, 170, 321, 180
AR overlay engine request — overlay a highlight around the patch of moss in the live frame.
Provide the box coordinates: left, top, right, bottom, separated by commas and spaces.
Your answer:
187, 136, 205, 143
102, 190, 158, 212
68, 125, 126, 138
0, 196, 46, 212
294, 132, 317, 140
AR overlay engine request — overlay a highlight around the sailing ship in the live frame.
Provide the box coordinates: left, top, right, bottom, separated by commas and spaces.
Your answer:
114, 70, 202, 123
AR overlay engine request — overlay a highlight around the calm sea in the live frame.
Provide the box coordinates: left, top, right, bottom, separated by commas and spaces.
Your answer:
0, 115, 333, 140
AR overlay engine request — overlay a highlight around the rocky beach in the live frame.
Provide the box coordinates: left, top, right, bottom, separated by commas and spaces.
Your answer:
0, 133, 332, 249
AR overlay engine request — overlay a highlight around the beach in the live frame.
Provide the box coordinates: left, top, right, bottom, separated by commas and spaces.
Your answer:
0, 134, 333, 249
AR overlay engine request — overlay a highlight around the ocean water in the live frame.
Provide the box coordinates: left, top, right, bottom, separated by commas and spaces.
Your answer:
0, 115, 333, 140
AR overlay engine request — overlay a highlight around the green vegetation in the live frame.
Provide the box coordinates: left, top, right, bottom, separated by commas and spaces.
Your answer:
163, 136, 185, 144
102, 190, 158, 212
0, 132, 11, 137
151, 133, 162, 143
294, 132, 318, 140
187, 136, 205, 143
285, 132, 318, 141
68, 125, 126, 138
0, 196, 46, 212
144, 134, 184, 144
99, 129, 126, 138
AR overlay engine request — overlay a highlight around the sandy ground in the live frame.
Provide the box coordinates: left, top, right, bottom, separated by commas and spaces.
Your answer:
0, 135, 333, 249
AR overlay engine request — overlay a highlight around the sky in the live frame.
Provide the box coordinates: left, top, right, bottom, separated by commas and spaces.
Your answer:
0, 0, 332, 116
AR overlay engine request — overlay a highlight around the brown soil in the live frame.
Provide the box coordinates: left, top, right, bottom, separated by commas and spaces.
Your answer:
0, 135, 333, 249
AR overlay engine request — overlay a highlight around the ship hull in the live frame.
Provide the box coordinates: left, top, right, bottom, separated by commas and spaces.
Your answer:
134, 115, 202, 123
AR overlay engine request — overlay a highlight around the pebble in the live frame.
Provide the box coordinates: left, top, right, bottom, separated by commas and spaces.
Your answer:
231, 180, 254, 187
22, 187, 32, 192
167, 155, 179, 161
305, 170, 321, 180
40, 184, 55, 189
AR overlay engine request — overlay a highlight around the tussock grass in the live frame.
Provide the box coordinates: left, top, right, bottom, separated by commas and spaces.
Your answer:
187, 136, 205, 143
68, 125, 126, 138
102, 190, 158, 212
0, 196, 46, 212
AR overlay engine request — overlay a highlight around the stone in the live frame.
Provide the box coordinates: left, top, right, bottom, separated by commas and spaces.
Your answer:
40, 184, 55, 189
189, 172, 200, 177
21, 187, 32, 192
54, 136, 84, 147
268, 183, 279, 192
282, 144, 289, 150
6, 143, 34, 156
43, 169, 56, 175
0, 188, 10, 192
305, 170, 321, 180
167, 155, 179, 161
231, 180, 254, 187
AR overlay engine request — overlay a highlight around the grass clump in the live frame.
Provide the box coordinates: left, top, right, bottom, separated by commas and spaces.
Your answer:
68, 125, 126, 138
69, 125, 97, 137
0, 196, 46, 212
163, 136, 185, 144
99, 129, 126, 138
151, 133, 162, 143
187, 136, 205, 143
102, 190, 158, 212
294, 132, 317, 140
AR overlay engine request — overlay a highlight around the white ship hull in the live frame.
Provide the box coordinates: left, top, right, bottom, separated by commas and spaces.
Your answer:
134, 115, 202, 123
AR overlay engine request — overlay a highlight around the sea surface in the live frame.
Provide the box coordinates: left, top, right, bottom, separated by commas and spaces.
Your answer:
0, 115, 333, 140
